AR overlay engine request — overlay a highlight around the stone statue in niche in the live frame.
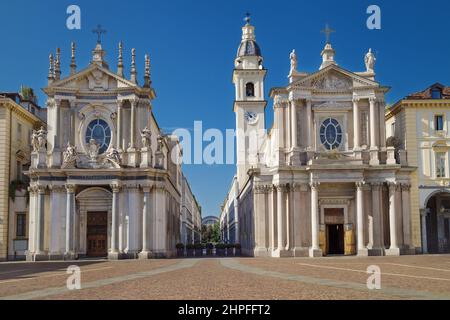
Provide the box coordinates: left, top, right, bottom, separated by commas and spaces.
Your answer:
88, 139, 99, 161
62, 142, 78, 168
365, 48, 376, 73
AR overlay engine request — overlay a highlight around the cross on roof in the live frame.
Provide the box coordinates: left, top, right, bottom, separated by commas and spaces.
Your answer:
244, 12, 251, 24
92, 24, 107, 44
321, 23, 335, 44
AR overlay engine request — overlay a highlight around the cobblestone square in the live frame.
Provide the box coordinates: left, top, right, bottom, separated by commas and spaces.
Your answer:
0, 255, 449, 300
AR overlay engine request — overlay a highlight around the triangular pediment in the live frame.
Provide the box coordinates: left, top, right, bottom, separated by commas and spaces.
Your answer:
45, 64, 137, 92
292, 64, 379, 91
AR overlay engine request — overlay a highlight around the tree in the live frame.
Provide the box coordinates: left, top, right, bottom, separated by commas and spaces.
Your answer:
201, 222, 220, 244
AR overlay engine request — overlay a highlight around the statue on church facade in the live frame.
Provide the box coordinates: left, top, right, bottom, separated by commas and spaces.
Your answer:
88, 139, 100, 161
141, 127, 152, 148
31, 126, 47, 152
365, 48, 376, 73
62, 142, 78, 169
104, 147, 121, 167
289, 49, 298, 74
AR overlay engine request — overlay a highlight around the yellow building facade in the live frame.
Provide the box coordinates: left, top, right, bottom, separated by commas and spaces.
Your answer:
0, 93, 45, 261
386, 83, 450, 253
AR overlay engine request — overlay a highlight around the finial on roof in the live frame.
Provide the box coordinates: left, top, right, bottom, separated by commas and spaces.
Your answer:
130, 48, 137, 84
144, 54, 151, 88
70, 42, 77, 75
117, 41, 124, 77
54, 48, 61, 80
48, 53, 55, 84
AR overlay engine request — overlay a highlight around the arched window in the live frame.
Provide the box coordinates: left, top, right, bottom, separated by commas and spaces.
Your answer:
246, 82, 255, 97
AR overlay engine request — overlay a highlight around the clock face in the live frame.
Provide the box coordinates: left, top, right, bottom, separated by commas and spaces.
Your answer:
245, 111, 258, 124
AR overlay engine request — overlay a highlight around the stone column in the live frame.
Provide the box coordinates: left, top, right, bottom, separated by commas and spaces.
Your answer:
116, 100, 123, 150
370, 183, 384, 255
65, 184, 76, 259
108, 184, 121, 259
353, 98, 360, 152
386, 182, 400, 255
26, 187, 37, 260
401, 183, 412, 252
139, 186, 152, 259
34, 185, 46, 258
306, 99, 312, 150
369, 97, 379, 165
309, 182, 322, 257
356, 181, 368, 256
420, 209, 428, 254
275, 184, 288, 257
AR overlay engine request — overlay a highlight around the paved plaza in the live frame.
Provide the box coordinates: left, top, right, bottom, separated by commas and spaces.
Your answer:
0, 255, 449, 300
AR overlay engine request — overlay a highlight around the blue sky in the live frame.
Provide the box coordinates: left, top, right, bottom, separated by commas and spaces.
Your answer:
1, 0, 449, 217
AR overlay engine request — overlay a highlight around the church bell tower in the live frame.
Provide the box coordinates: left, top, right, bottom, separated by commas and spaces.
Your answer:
233, 14, 267, 185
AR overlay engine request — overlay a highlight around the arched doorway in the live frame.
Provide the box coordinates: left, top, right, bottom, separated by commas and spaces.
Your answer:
425, 192, 450, 253
76, 187, 112, 257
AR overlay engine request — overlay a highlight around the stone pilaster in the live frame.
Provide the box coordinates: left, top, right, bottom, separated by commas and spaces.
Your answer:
353, 98, 361, 157
369, 97, 380, 165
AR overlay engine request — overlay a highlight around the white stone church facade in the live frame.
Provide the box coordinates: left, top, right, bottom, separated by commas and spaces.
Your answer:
26, 40, 189, 261
221, 18, 418, 257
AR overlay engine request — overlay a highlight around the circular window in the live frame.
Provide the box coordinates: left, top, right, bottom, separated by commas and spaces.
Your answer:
320, 118, 343, 150
85, 119, 111, 154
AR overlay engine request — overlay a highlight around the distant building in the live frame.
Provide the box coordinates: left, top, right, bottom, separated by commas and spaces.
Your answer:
202, 216, 219, 226
386, 83, 450, 254
181, 174, 202, 244
0, 93, 45, 261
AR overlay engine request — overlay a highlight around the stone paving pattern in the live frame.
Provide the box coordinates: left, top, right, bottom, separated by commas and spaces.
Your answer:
0, 255, 449, 300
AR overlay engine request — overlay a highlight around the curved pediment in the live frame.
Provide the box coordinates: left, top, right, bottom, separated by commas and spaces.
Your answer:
76, 187, 112, 200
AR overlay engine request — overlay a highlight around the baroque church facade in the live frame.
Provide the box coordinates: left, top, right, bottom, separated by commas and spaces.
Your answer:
221, 18, 418, 257
26, 39, 189, 261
